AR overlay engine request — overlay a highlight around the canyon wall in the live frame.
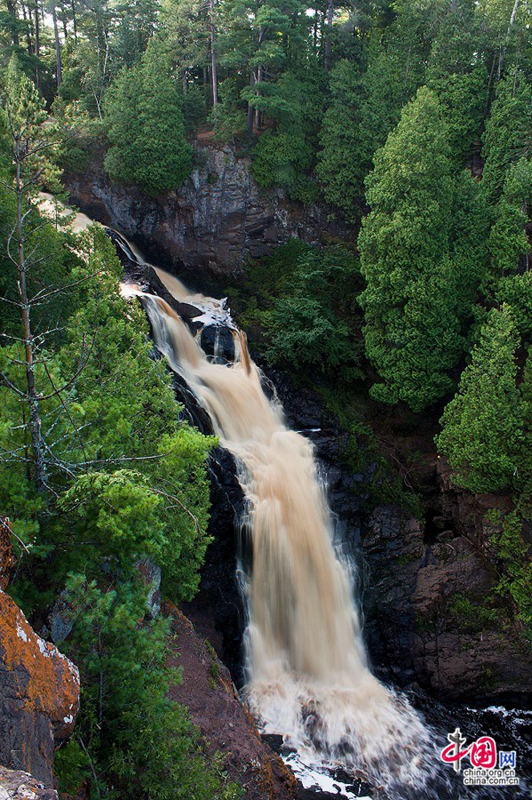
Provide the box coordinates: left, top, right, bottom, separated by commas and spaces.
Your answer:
65, 145, 350, 279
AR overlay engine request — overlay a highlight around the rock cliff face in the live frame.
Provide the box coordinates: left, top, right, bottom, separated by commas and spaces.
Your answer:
65, 145, 348, 278
164, 603, 297, 800
362, 502, 532, 701
0, 519, 80, 786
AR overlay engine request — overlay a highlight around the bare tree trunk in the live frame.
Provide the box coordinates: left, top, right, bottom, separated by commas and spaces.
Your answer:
247, 71, 255, 138
498, 0, 520, 80
61, 6, 68, 38
6, 0, 19, 47
71, 0, 78, 42
254, 63, 263, 130
34, 0, 40, 90
52, 4, 62, 88
253, 25, 265, 130
209, 0, 218, 113
14, 144, 48, 495
325, 0, 333, 71
20, 1, 33, 56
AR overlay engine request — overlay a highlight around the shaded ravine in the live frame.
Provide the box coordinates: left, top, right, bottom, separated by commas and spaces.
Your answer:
117, 257, 453, 799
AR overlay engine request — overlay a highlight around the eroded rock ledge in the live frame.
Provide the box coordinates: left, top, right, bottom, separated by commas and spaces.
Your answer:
64, 144, 350, 278
165, 602, 297, 799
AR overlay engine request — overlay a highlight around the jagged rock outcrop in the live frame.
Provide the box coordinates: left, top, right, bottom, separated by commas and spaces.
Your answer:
0, 520, 80, 785
165, 603, 297, 800
65, 145, 349, 278
0, 766, 58, 799
362, 501, 532, 701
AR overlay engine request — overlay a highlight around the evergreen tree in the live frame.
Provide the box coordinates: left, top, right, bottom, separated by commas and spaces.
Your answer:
0, 218, 223, 795
437, 304, 526, 493
489, 157, 532, 276
358, 87, 467, 411
250, 68, 324, 202
55, 574, 241, 798
104, 39, 191, 195
481, 70, 532, 203
352, 1, 435, 181
426, 0, 489, 165
316, 59, 365, 220
263, 244, 364, 377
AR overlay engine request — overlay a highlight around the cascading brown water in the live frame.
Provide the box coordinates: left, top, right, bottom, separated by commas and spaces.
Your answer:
131, 269, 441, 796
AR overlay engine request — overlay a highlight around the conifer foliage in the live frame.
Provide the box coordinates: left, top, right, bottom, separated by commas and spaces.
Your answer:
104, 42, 192, 195
358, 87, 476, 412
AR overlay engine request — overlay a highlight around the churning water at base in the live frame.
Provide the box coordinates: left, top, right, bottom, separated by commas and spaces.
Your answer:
129, 267, 445, 798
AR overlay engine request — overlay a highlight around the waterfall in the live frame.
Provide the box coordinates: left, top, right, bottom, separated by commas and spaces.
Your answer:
123, 264, 444, 798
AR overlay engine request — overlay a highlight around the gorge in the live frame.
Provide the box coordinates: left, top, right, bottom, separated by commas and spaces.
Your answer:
1, 3, 531, 795
111, 227, 530, 799
124, 254, 438, 797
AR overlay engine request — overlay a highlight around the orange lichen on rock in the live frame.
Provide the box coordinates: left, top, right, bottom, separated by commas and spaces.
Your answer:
0, 591, 80, 738
0, 589, 80, 783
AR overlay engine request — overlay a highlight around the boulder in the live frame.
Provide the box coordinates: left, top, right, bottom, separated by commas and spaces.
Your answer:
0, 766, 58, 800
0, 589, 80, 784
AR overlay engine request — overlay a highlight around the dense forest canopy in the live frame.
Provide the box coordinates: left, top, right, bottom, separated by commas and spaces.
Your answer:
0, 0, 531, 794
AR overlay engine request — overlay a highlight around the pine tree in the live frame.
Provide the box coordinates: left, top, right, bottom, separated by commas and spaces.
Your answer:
104, 40, 192, 195
489, 157, 532, 276
316, 59, 365, 221
482, 70, 532, 203
358, 86, 466, 411
437, 304, 526, 493
250, 68, 324, 202
426, 0, 489, 165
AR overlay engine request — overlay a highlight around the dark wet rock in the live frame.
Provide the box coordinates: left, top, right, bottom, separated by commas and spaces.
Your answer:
64, 145, 352, 279
48, 592, 74, 644
198, 324, 235, 362
182, 440, 247, 685
362, 503, 532, 702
